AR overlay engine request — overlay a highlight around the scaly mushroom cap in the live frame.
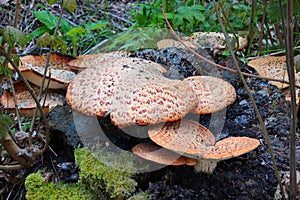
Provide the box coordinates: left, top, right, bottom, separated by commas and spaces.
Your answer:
0, 81, 64, 117
132, 142, 198, 166
66, 51, 132, 71
188, 32, 248, 52
148, 119, 215, 158
247, 56, 292, 88
183, 76, 236, 114
202, 136, 260, 160
66, 57, 168, 117
110, 78, 198, 128
156, 39, 197, 50
9, 53, 75, 89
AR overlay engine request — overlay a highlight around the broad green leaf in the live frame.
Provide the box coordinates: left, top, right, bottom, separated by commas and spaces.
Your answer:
52, 35, 68, 53
37, 32, 52, 48
10, 54, 20, 68
3, 26, 26, 48
84, 21, 108, 31
0, 36, 2, 44
46, 0, 58, 5
27, 26, 50, 42
0, 114, 14, 139
60, 18, 73, 32
63, 0, 77, 13
33, 11, 57, 30
294, 0, 300, 15
66, 26, 86, 38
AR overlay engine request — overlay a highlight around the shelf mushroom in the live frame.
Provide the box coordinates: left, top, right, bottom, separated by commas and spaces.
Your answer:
109, 79, 198, 128
183, 76, 237, 114
195, 136, 260, 173
9, 53, 76, 89
66, 57, 171, 118
66, 51, 131, 71
132, 142, 198, 166
148, 119, 215, 158
133, 119, 260, 173
247, 56, 291, 89
0, 81, 65, 117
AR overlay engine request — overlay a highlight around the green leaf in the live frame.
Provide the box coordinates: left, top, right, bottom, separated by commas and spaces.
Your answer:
294, 0, 300, 15
84, 21, 108, 31
63, 0, 77, 13
3, 26, 26, 48
27, 26, 50, 42
33, 11, 57, 30
46, 0, 58, 5
10, 54, 20, 68
52, 35, 68, 53
36, 32, 52, 48
0, 114, 14, 139
66, 26, 86, 38
60, 18, 73, 32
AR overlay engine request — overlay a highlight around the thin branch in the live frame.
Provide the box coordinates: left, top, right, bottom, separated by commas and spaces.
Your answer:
285, 0, 297, 198
210, 1, 286, 199
0, 48, 50, 158
0, 164, 24, 171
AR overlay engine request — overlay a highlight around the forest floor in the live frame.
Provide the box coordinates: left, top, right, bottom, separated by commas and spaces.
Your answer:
0, 0, 299, 199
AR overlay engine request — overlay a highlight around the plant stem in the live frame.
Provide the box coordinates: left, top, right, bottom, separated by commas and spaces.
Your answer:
285, 0, 297, 198
211, 0, 286, 198
245, 0, 256, 56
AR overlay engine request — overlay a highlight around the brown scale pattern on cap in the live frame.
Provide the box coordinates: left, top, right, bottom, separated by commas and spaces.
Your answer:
202, 136, 260, 160
110, 80, 198, 128
0, 81, 64, 117
66, 58, 167, 117
132, 142, 198, 166
8, 53, 74, 71
67, 53, 167, 74
247, 56, 293, 88
67, 51, 131, 71
148, 119, 215, 156
183, 76, 236, 114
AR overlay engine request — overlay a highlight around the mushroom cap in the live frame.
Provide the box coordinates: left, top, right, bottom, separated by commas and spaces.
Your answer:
66, 57, 168, 117
188, 32, 248, 51
132, 142, 198, 166
9, 53, 75, 89
110, 78, 198, 128
148, 119, 215, 157
156, 39, 197, 50
202, 136, 260, 160
0, 81, 65, 117
247, 56, 291, 88
183, 76, 236, 114
66, 51, 132, 71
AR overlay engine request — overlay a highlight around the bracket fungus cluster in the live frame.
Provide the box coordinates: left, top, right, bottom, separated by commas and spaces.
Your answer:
133, 119, 260, 173
1, 53, 74, 117
66, 55, 260, 173
9, 53, 76, 89
0, 81, 65, 117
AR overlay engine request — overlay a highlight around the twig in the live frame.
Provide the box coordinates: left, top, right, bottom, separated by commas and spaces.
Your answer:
210, 1, 286, 199
245, 0, 256, 56
0, 164, 24, 171
284, 0, 297, 198
0, 49, 50, 158
29, 6, 64, 153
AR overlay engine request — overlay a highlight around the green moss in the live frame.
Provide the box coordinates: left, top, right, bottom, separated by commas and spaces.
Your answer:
25, 172, 95, 200
74, 147, 140, 199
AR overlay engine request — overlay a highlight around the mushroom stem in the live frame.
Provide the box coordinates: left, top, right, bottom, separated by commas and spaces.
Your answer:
194, 160, 218, 174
